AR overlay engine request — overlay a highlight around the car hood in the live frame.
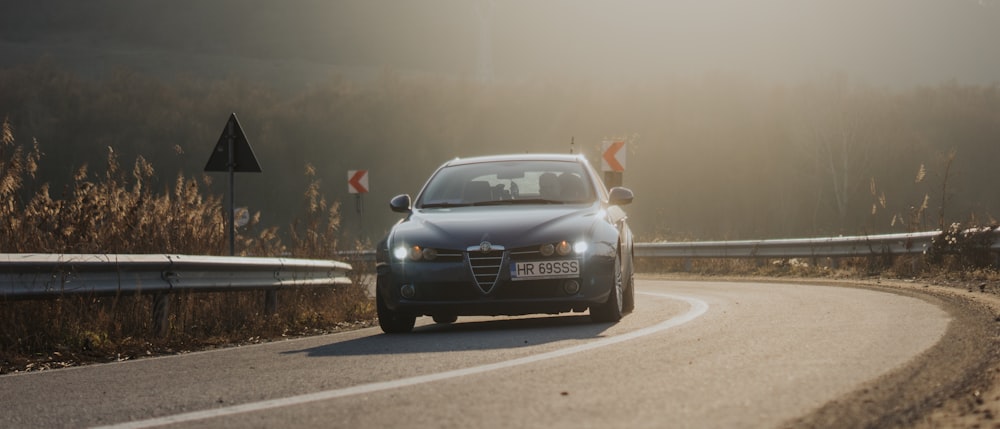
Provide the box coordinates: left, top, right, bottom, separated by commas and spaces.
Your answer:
389, 204, 605, 250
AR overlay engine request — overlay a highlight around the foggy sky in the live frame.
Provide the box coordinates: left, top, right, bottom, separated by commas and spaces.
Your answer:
3, 0, 998, 87
331, 0, 1000, 86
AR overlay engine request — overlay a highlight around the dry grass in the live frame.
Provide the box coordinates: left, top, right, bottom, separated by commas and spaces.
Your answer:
0, 118, 375, 374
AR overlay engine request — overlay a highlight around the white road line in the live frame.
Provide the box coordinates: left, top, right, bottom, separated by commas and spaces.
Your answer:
94, 292, 707, 429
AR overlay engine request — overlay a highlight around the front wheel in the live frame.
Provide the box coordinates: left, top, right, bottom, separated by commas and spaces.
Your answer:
376, 280, 416, 334
590, 249, 624, 323
622, 249, 635, 314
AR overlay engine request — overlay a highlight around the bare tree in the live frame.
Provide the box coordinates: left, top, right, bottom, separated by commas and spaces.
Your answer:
792, 76, 886, 230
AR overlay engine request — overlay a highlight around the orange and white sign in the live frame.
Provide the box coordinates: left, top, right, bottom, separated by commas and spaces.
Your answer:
348, 170, 369, 194
601, 140, 626, 172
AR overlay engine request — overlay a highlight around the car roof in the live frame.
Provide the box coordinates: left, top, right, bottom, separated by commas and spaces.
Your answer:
442, 153, 589, 167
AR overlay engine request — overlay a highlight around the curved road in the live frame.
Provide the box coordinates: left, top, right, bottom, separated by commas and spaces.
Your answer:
0, 280, 956, 428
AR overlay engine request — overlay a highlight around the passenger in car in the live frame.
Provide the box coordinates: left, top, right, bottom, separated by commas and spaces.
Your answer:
539, 172, 560, 199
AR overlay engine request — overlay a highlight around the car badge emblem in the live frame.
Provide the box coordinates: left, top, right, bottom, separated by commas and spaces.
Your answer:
480, 241, 493, 253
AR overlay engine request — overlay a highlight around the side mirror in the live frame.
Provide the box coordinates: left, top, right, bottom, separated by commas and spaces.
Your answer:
608, 187, 634, 206
389, 194, 412, 213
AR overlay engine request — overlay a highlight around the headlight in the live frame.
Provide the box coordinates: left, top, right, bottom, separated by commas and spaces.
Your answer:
541, 240, 587, 256
393, 245, 437, 261
539, 243, 555, 256
407, 246, 423, 261
421, 247, 438, 261
393, 246, 409, 261
556, 240, 572, 256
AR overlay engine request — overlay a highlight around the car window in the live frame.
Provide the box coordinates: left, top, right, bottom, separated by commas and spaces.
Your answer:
417, 160, 595, 207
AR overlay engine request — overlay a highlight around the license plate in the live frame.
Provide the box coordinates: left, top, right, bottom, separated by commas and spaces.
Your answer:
510, 260, 580, 281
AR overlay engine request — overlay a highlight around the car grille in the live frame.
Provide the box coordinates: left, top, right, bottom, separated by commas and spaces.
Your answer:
467, 250, 504, 294
433, 249, 464, 263
508, 246, 541, 261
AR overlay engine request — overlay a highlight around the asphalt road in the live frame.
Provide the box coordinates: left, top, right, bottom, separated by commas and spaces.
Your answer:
0, 280, 959, 428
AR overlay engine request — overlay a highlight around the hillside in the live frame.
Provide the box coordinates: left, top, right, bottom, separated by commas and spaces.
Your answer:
3, 1, 1000, 86
1, 1, 999, 244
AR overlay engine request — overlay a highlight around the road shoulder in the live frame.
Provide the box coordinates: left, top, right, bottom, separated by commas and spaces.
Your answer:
640, 274, 1000, 428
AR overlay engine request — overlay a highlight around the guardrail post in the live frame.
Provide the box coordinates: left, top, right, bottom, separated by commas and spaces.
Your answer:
152, 293, 170, 338
264, 290, 278, 315
684, 258, 693, 273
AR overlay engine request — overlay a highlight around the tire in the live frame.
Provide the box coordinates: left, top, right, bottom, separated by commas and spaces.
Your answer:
432, 314, 458, 324
622, 249, 636, 314
590, 248, 624, 323
622, 277, 635, 313
376, 280, 416, 334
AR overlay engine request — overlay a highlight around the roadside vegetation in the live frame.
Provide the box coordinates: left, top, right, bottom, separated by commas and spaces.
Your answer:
0, 118, 375, 374
3, 61, 1000, 242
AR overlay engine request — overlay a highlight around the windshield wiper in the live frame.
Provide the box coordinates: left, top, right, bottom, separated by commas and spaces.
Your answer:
424, 199, 568, 208
487, 198, 565, 205
420, 202, 471, 209
469, 200, 516, 206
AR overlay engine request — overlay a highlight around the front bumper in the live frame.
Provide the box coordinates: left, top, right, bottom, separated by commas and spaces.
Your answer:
377, 252, 615, 317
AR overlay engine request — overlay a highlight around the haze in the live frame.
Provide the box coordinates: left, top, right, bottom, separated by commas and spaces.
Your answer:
392, 0, 1000, 86
3, 0, 1000, 87
2, 1, 1000, 241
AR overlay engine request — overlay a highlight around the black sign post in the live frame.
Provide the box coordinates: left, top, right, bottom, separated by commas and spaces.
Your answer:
205, 113, 262, 256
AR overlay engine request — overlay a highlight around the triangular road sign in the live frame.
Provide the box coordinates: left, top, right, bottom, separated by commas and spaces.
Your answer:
204, 113, 262, 173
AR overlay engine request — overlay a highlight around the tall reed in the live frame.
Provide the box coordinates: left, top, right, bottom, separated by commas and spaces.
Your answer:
0, 118, 374, 374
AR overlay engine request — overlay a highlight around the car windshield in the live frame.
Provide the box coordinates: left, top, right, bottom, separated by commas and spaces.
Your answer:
417, 160, 596, 207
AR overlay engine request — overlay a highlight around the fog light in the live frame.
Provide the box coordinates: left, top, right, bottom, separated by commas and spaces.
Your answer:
563, 280, 581, 295
556, 241, 572, 256
400, 284, 416, 299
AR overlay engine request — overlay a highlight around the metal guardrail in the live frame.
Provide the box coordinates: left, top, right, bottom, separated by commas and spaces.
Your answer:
634, 228, 1000, 273
0, 253, 352, 298
635, 231, 945, 259
0, 254, 353, 336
